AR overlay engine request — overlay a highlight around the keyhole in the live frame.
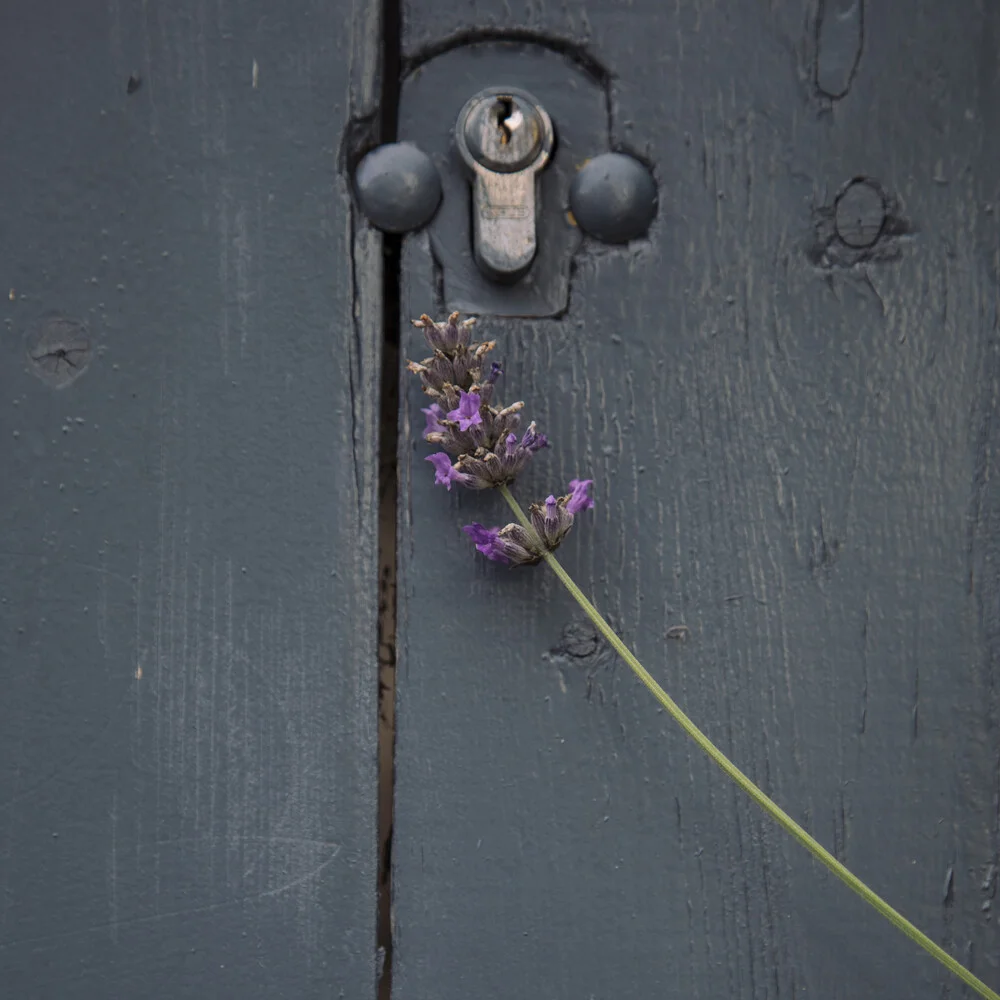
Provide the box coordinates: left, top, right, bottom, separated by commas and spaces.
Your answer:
494, 97, 521, 145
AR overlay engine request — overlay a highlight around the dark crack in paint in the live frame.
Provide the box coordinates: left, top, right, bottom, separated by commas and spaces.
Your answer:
25, 315, 93, 388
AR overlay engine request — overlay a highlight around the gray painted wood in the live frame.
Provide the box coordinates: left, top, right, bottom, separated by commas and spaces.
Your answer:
394, 3, 1000, 997
0, 4, 380, 997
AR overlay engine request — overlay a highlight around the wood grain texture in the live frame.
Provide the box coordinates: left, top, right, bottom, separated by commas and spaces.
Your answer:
0, 3, 380, 997
394, 2, 1000, 997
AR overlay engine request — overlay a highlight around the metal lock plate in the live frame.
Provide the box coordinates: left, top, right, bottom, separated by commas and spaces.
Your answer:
455, 88, 554, 283
397, 42, 608, 317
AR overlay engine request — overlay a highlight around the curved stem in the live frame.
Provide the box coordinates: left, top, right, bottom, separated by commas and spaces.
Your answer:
499, 484, 998, 1000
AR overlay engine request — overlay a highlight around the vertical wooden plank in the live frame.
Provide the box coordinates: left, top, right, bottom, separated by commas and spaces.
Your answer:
0, 2, 380, 997
394, 2, 1000, 998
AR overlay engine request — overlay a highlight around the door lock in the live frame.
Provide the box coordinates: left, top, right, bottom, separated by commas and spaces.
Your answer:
454, 87, 554, 283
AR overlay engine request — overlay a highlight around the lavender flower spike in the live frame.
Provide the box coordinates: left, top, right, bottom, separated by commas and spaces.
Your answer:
410, 313, 548, 490
463, 480, 596, 566
412, 320, 999, 1000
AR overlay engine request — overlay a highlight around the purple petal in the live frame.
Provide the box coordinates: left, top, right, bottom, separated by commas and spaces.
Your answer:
521, 421, 548, 453
566, 479, 595, 514
426, 452, 468, 490
421, 403, 447, 438
544, 494, 559, 529
462, 523, 497, 546
447, 390, 483, 431
462, 523, 510, 564
486, 362, 503, 385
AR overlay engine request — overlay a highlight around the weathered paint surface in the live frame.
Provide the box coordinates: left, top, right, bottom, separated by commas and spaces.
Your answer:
394, 3, 1000, 998
0, 3, 380, 997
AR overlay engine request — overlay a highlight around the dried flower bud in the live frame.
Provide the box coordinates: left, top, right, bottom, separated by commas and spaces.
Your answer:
462, 523, 540, 566
407, 341, 496, 402
475, 362, 503, 406
527, 479, 594, 549
425, 420, 549, 491
462, 480, 595, 566
412, 312, 476, 355
406, 354, 455, 395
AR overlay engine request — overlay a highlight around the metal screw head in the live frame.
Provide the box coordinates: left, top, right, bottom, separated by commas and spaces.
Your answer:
569, 153, 658, 244
354, 142, 442, 234
461, 94, 544, 173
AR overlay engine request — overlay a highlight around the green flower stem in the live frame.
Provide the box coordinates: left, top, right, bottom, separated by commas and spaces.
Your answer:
498, 483, 998, 1000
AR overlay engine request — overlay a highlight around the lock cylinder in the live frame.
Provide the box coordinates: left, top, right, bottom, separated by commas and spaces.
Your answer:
455, 87, 554, 283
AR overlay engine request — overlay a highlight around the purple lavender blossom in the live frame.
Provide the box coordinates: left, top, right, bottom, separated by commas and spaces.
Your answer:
452, 420, 549, 489
462, 480, 595, 567
542, 494, 559, 533
426, 452, 472, 491
461, 523, 509, 564
421, 403, 447, 438
526, 480, 592, 551
409, 313, 548, 490
566, 479, 595, 514
521, 423, 548, 452
447, 390, 483, 431
462, 522, 544, 566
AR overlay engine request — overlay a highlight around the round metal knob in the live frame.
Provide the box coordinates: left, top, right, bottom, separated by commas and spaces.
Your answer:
569, 153, 658, 244
354, 142, 442, 234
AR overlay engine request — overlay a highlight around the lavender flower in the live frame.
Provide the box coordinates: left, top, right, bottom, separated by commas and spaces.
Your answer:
408, 312, 548, 489
565, 479, 595, 514
462, 480, 595, 566
462, 523, 541, 566
447, 390, 484, 431
406, 321, 996, 1000
447, 422, 548, 490
520, 422, 548, 453
462, 523, 509, 563
426, 452, 472, 491
422, 403, 447, 436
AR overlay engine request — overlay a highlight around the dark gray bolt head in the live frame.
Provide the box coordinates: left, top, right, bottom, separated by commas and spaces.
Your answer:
569, 153, 658, 244
354, 142, 442, 234
835, 179, 886, 249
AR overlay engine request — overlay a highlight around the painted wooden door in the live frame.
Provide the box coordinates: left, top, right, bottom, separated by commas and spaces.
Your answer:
394, 3, 1000, 999
1, 3, 380, 997
5, 3, 1000, 999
